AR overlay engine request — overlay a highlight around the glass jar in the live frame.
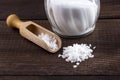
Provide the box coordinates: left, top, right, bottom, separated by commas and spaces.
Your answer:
45, 0, 100, 37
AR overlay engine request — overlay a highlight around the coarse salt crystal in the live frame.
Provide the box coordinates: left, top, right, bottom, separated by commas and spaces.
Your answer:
73, 65, 78, 68
58, 43, 95, 68
38, 33, 58, 50
76, 62, 80, 65
93, 46, 96, 49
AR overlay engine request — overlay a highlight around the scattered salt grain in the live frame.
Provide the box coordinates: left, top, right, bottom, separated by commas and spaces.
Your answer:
76, 62, 80, 66
93, 46, 96, 49
58, 54, 62, 58
38, 33, 58, 50
89, 44, 92, 47
58, 43, 96, 68
73, 65, 77, 68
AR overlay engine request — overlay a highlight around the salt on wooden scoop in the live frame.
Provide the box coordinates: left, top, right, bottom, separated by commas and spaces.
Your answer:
6, 14, 62, 53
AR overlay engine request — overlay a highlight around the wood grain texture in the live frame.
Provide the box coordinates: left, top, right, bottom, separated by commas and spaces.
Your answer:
0, 0, 120, 79
100, 0, 120, 19
0, 0, 45, 20
0, 76, 119, 80
0, 19, 120, 75
0, 0, 120, 20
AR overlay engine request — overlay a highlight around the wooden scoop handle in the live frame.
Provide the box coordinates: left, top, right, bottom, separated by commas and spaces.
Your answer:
6, 14, 24, 29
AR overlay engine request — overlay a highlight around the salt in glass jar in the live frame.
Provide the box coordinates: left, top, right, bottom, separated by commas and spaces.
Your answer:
45, 0, 100, 37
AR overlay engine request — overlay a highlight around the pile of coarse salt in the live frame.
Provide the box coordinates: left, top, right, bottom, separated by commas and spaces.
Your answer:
58, 43, 96, 68
38, 33, 58, 50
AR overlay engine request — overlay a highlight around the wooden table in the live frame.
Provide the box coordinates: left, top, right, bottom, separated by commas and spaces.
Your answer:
0, 0, 120, 79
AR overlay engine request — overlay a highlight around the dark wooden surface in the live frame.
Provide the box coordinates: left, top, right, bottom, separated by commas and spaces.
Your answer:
1, 19, 120, 75
0, 0, 120, 20
0, 0, 120, 79
0, 76, 119, 80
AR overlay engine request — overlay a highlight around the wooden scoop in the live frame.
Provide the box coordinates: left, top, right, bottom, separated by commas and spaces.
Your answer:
6, 14, 62, 53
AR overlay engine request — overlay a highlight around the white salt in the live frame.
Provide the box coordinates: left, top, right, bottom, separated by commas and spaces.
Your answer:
93, 46, 96, 49
73, 65, 77, 69
58, 43, 95, 68
38, 33, 58, 50
76, 62, 80, 66
46, 0, 99, 36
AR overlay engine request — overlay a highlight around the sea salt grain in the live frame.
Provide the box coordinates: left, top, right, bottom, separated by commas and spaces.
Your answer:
58, 43, 95, 68
73, 65, 78, 68
38, 33, 58, 50
93, 46, 96, 49
76, 62, 80, 65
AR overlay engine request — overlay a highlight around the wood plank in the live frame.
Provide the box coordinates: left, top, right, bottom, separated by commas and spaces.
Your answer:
0, 19, 120, 75
0, 76, 119, 80
100, 0, 120, 19
0, 0, 120, 20
0, 0, 45, 20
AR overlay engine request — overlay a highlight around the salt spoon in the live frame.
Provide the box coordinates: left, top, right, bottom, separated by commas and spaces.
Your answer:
6, 14, 62, 53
